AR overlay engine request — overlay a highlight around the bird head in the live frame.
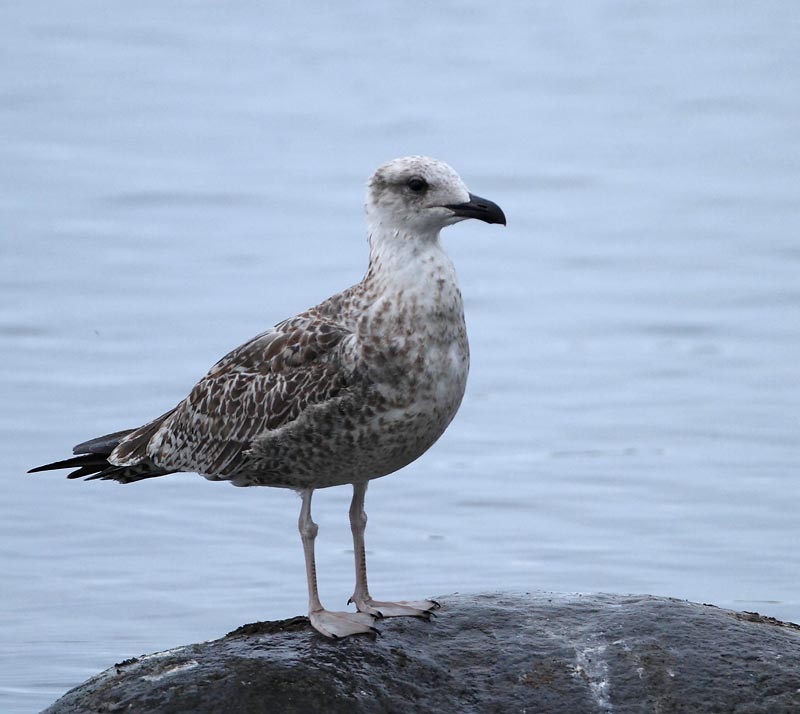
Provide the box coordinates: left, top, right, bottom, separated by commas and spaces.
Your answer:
366, 156, 506, 236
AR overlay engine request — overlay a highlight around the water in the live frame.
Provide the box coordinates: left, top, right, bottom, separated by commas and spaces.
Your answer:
2, 1, 799, 711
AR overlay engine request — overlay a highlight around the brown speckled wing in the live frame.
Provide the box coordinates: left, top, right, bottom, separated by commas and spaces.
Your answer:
130, 317, 353, 477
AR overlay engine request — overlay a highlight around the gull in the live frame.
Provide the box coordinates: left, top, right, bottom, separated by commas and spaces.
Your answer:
30, 156, 506, 639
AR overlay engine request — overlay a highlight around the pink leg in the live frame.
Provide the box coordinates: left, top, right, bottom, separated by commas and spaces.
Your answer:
348, 481, 440, 619
298, 489, 377, 639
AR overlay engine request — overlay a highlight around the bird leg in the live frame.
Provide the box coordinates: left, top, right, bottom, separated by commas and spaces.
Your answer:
298, 488, 377, 639
348, 481, 440, 619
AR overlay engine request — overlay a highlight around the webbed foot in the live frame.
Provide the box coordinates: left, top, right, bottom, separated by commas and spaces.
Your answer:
309, 609, 379, 639
350, 596, 440, 619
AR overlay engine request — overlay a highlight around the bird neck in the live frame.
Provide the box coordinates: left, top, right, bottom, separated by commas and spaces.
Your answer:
366, 220, 443, 276
363, 222, 461, 310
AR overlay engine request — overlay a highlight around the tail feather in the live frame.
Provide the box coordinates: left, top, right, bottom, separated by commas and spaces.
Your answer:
73, 429, 138, 456
29, 426, 172, 484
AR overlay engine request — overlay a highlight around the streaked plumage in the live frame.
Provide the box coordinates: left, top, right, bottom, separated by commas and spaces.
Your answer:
30, 156, 505, 638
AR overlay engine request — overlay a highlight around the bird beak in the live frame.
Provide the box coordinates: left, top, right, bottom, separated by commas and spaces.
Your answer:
444, 193, 506, 225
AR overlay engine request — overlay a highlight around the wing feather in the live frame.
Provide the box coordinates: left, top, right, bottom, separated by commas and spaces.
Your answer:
132, 316, 354, 477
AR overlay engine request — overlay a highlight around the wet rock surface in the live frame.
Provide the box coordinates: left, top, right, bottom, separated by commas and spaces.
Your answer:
43, 593, 800, 714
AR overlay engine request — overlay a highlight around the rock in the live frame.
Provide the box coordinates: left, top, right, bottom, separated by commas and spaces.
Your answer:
43, 593, 800, 714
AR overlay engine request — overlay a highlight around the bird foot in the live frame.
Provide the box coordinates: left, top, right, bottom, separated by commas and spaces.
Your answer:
350, 597, 440, 619
308, 609, 379, 639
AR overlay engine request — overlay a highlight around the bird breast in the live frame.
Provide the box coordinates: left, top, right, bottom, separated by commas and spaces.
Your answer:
355, 252, 470, 430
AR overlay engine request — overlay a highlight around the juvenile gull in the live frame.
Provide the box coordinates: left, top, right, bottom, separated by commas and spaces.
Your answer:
30, 156, 506, 639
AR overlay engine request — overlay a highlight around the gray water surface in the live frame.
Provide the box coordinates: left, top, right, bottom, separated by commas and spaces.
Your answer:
2, 2, 799, 712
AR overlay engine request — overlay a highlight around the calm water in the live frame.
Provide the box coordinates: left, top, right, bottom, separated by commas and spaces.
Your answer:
2, 1, 799, 711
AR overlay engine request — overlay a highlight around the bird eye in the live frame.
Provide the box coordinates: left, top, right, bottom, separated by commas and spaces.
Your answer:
406, 176, 428, 193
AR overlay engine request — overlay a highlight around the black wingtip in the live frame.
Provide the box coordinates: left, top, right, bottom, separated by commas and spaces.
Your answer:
28, 454, 108, 474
